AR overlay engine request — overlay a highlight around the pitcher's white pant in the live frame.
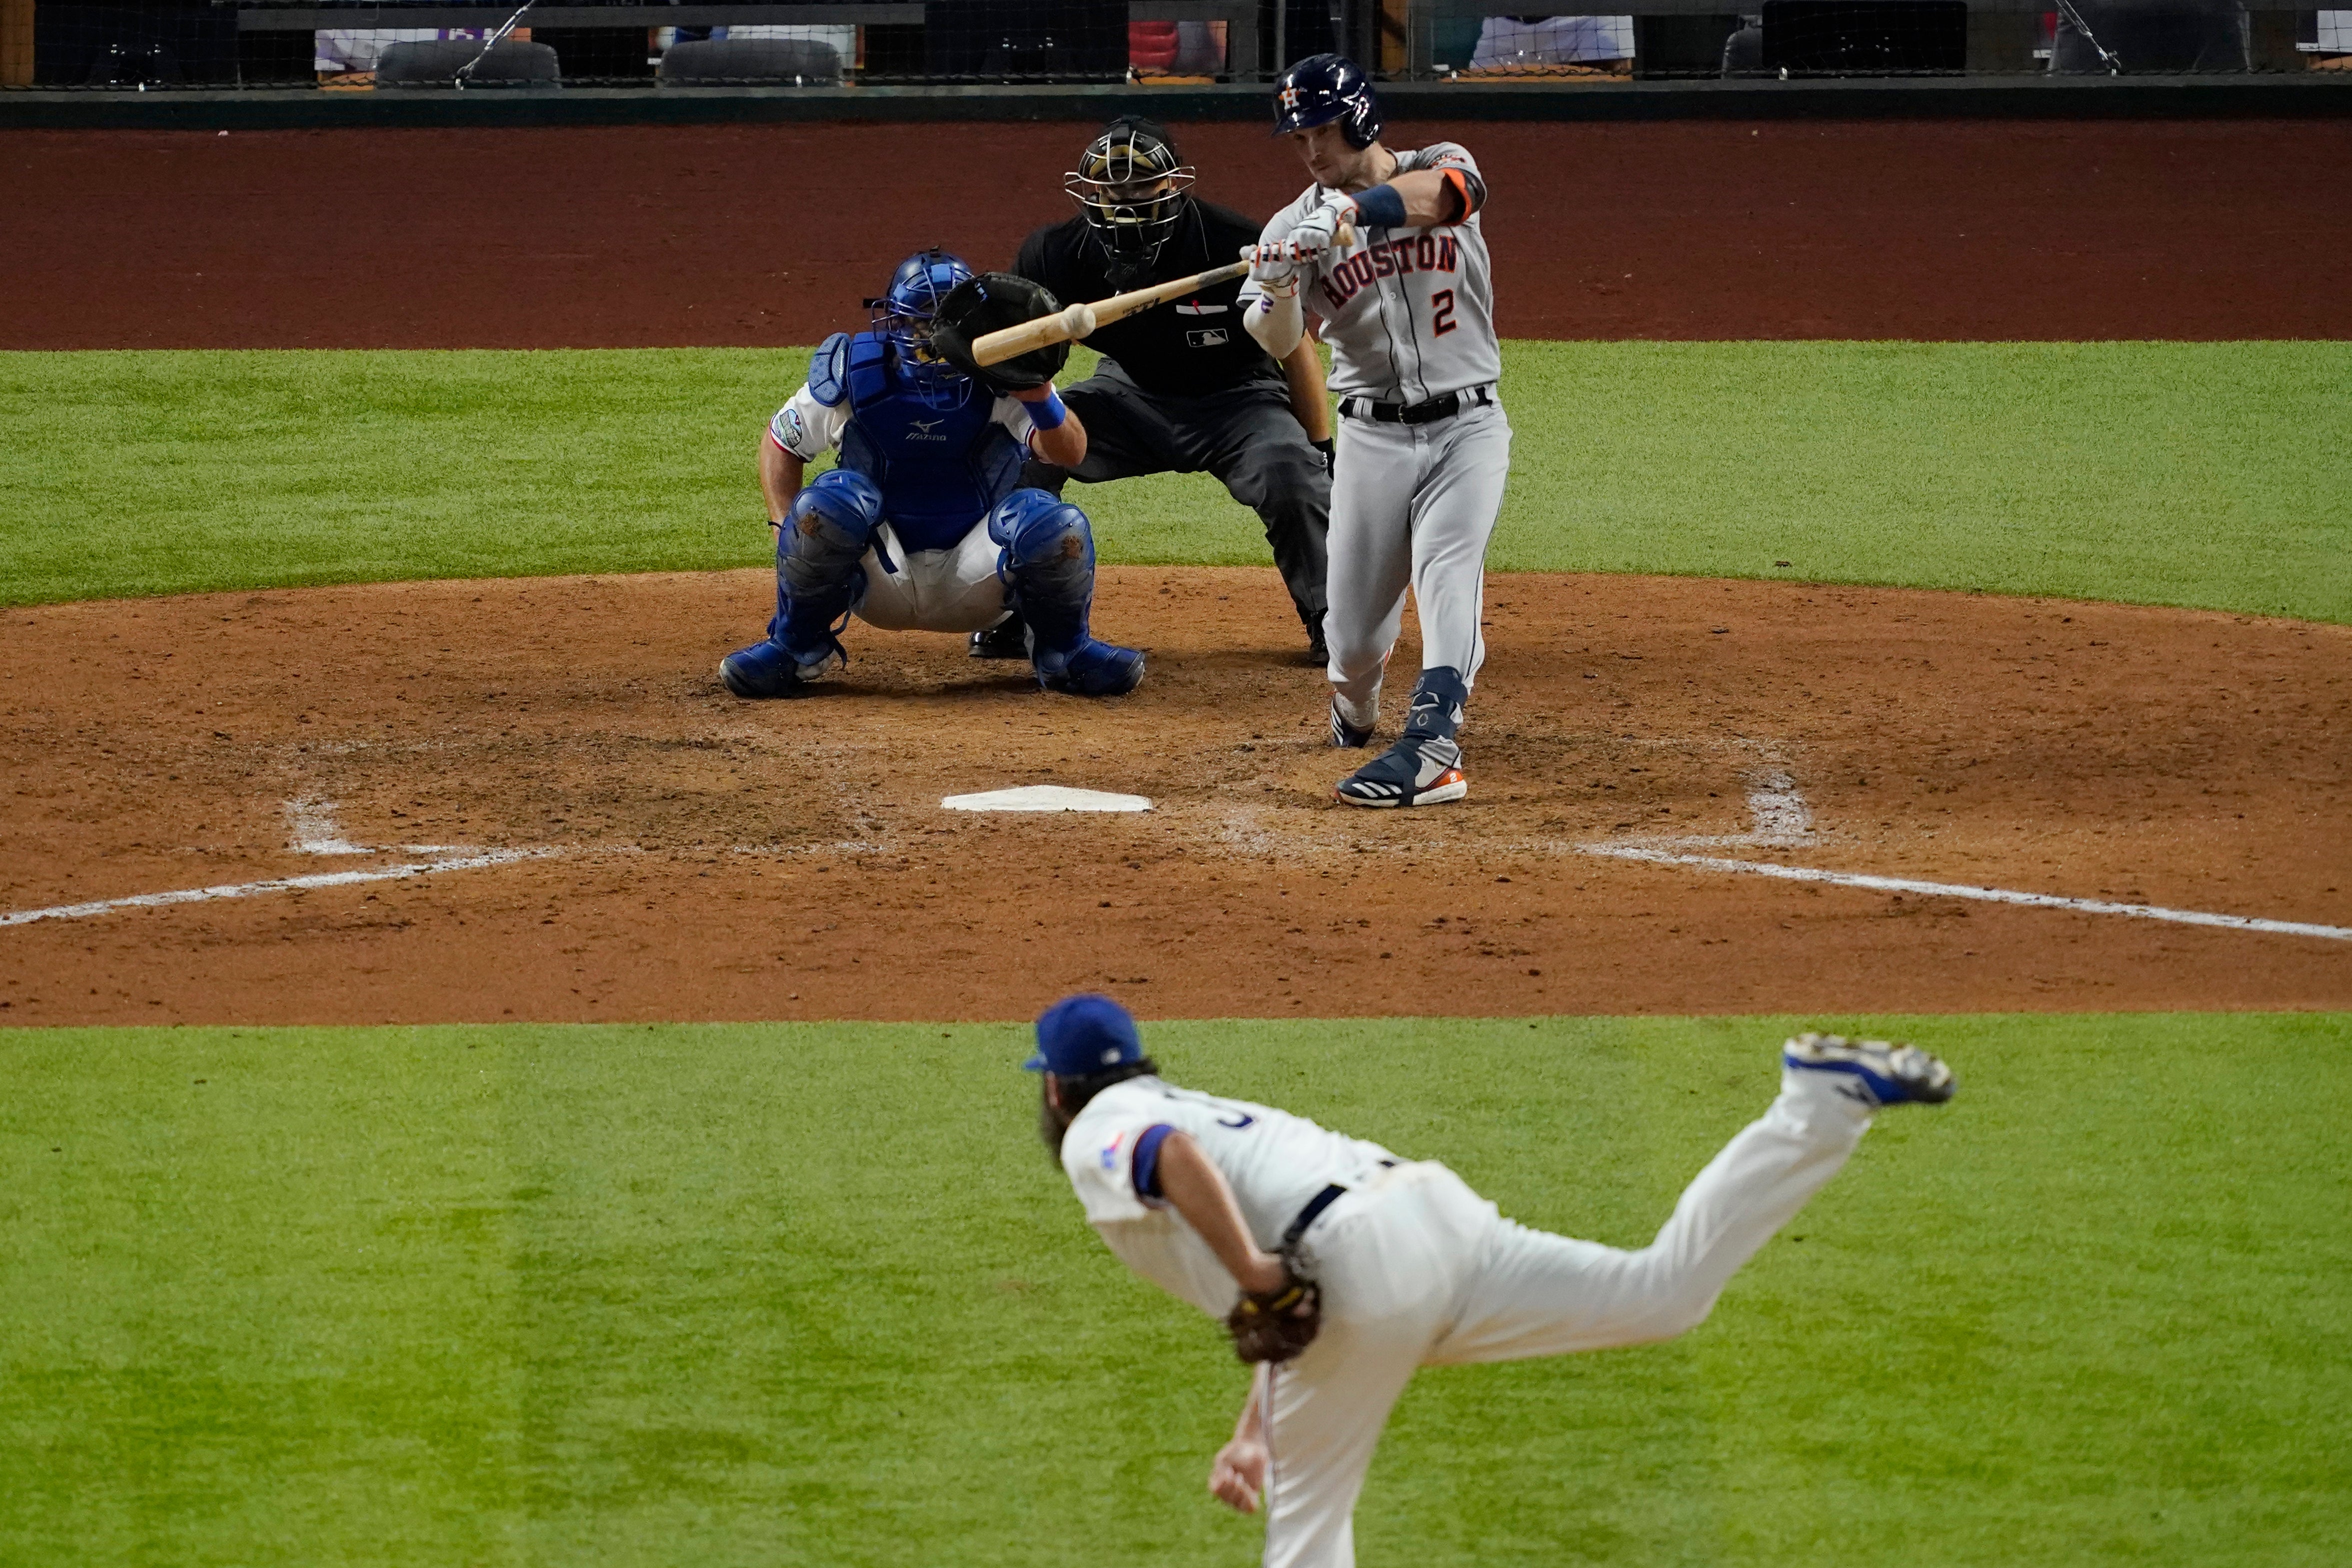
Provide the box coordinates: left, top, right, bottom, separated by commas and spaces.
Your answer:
853, 522, 1008, 635
1261, 1075, 1873, 1568
1324, 401, 1513, 714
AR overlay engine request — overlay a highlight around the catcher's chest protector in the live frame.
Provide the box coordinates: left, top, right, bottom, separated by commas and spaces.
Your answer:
837, 333, 1024, 554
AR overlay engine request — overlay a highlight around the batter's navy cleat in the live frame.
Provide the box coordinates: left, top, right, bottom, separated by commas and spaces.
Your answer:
1329, 694, 1374, 749
1037, 637, 1145, 697
1335, 734, 1466, 807
718, 638, 823, 699
1782, 1032, 1956, 1108
969, 613, 1030, 661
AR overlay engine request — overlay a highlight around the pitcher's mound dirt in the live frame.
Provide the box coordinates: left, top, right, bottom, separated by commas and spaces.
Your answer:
1, 567, 2345, 1026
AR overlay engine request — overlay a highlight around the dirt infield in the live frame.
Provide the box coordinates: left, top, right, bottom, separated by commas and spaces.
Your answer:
4, 118, 2349, 350
2, 567, 2344, 1026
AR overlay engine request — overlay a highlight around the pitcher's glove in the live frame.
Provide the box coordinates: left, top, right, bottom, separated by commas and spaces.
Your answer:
930, 272, 1070, 394
1226, 1268, 1322, 1364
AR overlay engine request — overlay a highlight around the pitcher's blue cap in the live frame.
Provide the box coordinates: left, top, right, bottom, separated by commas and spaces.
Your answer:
1025, 993, 1144, 1075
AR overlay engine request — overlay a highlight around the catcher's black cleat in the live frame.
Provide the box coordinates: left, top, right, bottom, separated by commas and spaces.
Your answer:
969, 613, 1030, 660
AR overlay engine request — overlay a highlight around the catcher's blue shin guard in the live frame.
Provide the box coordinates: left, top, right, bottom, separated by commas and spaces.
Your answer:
987, 489, 1144, 697
722, 469, 881, 698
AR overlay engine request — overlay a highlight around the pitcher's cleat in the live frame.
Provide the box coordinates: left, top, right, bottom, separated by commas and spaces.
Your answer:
1335, 734, 1467, 808
1783, 1032, 1956, 1108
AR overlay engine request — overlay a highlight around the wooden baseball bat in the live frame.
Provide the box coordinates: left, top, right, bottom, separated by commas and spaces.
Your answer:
970, 222, 1356, 368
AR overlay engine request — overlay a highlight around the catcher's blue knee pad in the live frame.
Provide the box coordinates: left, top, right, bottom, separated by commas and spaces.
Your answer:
770, 467, 883, 657
785, 469, 883, 562
988, 488, 1094, 571
988, 489, 1097, 654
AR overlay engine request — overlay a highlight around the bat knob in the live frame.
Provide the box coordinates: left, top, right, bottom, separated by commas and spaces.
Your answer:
1065, 302, 1098, 339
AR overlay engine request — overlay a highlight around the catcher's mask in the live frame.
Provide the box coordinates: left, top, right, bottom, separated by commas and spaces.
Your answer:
866, 247, 973, 405
1064, 117, 1196, 285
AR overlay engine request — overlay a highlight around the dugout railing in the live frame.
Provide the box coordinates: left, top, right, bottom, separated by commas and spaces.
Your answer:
1, 0, 2346, 87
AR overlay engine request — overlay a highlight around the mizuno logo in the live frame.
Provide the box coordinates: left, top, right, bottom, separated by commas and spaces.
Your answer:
906, 418, 947, 441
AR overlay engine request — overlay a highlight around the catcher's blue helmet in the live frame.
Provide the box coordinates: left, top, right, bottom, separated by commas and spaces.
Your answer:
1270, 53, 1381, 150
867, 248, 973, 400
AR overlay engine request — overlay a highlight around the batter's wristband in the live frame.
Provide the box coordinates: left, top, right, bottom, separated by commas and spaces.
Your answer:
1350, 184, 1407, 230
1027, 388, 1069, 431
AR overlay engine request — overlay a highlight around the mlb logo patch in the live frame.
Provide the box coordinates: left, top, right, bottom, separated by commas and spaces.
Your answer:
1185, 328, 1230, 349
1099, 1131, 1126, 1171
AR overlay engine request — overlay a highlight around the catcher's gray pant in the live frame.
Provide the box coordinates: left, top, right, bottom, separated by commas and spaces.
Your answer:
1022, 360, 1331, 636
1325, 399, 1512, 716
1261, 1073, 1873, 1568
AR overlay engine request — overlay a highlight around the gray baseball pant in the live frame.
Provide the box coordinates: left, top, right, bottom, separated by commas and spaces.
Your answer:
1324, 400, 1512, 712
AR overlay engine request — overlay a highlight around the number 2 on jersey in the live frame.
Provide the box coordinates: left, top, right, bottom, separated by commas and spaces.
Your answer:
1431, 288, 1458, 336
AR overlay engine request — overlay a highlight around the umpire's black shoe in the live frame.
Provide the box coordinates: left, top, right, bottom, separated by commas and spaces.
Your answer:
969, 613, 1030, 660
1306, 613, 1329, 668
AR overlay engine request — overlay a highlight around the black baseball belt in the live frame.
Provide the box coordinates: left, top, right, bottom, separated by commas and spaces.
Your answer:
1281, 1160, 1399, 1248
1338, 384, 1496, 426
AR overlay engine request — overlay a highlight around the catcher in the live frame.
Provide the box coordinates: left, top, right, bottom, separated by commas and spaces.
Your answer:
719, 248, 1144, 699
1027, 993, 1956, 1568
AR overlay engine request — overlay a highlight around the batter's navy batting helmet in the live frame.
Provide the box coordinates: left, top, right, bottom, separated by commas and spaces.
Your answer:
867, 248, 973, 401
1270, 53, 1382, 149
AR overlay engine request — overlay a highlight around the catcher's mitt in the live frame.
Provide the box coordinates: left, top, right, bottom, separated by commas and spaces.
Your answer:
929, 272, 1070, 393
1226, 1269, 1322, 1365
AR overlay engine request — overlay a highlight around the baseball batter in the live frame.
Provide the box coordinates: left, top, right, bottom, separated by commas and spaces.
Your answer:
1027, 994, 1958, 1568
1241, 53, 1508, 807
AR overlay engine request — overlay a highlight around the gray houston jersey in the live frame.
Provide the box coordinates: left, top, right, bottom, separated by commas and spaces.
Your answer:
1242, 142, 1500, 403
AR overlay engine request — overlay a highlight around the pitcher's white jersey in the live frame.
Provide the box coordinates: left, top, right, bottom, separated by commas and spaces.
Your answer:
1240, 142, 1500, 402
1058, 1076, 1400, 1318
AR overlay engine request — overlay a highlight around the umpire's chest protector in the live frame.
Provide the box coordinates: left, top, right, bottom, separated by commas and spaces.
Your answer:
834, 332, 1023, 554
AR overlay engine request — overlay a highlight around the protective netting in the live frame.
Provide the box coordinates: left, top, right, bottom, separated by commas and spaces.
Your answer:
0, 0, 2336, 87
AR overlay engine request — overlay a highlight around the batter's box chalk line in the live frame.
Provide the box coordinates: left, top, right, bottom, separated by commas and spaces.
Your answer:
1567, 772, 2349, 942
0, 798, 566, 930
942, 786, 1153, 813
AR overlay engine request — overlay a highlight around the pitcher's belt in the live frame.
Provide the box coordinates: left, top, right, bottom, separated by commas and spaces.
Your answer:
1339, 384, 1495, 426
1281, 1160, 1398, 1248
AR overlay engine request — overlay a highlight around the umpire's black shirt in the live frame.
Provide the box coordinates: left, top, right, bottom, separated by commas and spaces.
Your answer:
1013, 200, 1279, 400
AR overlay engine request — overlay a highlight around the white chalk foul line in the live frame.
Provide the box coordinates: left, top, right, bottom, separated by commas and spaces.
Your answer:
1575, 844, 2352, 943
0, 849, 556, 929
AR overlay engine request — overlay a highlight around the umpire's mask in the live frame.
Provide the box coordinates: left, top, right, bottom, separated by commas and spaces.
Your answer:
1064, 117, 1197, 287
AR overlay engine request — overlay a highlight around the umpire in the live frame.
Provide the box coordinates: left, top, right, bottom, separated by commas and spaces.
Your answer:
995, 116, 1334, 663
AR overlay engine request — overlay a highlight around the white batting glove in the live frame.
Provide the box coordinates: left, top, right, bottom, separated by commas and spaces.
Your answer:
1285, 200, 1349, 265
1247, 242, 1299, 296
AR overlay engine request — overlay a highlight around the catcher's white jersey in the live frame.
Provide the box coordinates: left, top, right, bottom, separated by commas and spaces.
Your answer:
1240, 142, 1500, 402
1059, 1077, 1399, 1318
766, 382, 1035, 463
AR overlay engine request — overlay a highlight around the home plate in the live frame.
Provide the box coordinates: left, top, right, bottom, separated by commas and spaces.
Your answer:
941, 786, 1153, 813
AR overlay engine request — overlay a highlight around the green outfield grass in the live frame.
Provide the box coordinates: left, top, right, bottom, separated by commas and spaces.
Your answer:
5, 1011, 2347, 1567
3, 343, 2346, 621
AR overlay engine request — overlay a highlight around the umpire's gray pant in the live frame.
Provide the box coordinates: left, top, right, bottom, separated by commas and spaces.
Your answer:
1022, 360, 1331, 637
